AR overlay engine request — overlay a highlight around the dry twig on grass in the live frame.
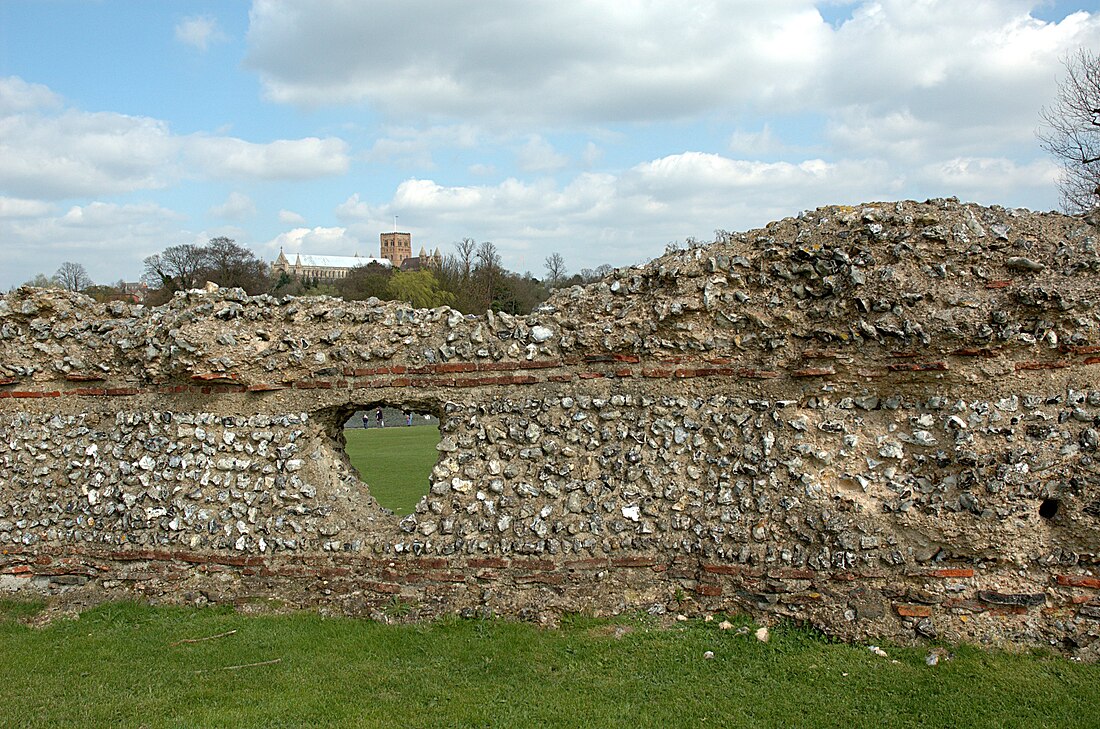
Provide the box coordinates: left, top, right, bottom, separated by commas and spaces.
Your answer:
169, 629, 238, 647
195, 658, 282, 673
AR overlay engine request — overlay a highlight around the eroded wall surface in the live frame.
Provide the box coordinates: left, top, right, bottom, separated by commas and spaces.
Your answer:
2, 198, 1099, 655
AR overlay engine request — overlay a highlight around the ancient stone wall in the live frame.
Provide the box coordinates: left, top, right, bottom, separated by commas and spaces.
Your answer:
2, 198, 1099, 657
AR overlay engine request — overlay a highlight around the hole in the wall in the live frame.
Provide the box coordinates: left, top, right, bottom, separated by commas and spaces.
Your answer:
332, 403, 441, 516
1038, 498, 1061, 520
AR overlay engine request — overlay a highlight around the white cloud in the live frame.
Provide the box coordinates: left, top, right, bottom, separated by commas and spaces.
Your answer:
0, 201, 187, 288
244, 1, 1099, 135
580, 142, 603, 167
0, 197, 54, 218
365, 137, 436, 169
0, 76, 62, 115
392, 178, 492, 213
913, 156, 1060, 206
209, 192, 257, 220
728, 124, 788, 156
55, 201, 182, 229
468, 163, 497, 176
364, 124, 480, 167
627, 153, 834, 194
825, 109, 939, 162
278, 209, 306, 225
335, 193, 373, 220
816, 2, 1100, 151
175, 15, 224, 52
517, 135, 568, 172
0, 108, 180, 198
0, 78, 352, 199
244, 0, 829, 121
241, 0, 1100, 190
822, 1, 1091, 106
264, 226, 360, 255
186, 136, 350, 180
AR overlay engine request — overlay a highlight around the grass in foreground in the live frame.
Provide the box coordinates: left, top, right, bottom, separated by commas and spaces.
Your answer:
344, 425, 440, 515
0, 601, 1096, 728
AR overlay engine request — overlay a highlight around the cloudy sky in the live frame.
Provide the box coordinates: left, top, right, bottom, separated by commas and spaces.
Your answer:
1, 1, 1097, 290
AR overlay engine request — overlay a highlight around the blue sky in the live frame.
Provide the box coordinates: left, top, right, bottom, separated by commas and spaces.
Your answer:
1, 0, 1098, 289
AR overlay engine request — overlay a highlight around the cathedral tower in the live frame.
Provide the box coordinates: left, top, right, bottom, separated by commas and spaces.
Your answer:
380, 231, 412, 267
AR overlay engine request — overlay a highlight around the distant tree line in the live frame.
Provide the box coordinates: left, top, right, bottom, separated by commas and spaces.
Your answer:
323, 239, 615, 313
13, 261, 137, 303
17, 236, 614, 316
141, 237, 269, 304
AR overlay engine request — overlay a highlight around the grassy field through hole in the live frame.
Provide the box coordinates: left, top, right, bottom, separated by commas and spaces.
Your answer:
344, 425, 440, 515
0, 601, 1096, 728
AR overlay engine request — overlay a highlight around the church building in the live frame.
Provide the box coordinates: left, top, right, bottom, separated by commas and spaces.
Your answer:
271, 251, 391, 281
380, 231, 443, 270
273, 230, 443, 281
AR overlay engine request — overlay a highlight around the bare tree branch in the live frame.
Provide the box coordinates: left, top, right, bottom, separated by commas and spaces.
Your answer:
1038, 49, 1100, 213
55, 262, 92, 292
143, 244, 205, 291
170, 629, 237, 647
454, 238, 476, 282
142, 239, 270, 297
544, 252, 566, 287
194, 658, 281, 673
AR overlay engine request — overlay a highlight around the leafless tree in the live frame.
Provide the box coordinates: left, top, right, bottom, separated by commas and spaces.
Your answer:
202, 236, 269, 293
55, 261, 92, 292
574, 263, 614, 285
472, 241, 503, 310
1039, 49, 1100, 213
475, 240, 501, 271
142, 238, 269, 295
143, 244, 205, 291
544, 252, 567, 287
454, 238, 476, 282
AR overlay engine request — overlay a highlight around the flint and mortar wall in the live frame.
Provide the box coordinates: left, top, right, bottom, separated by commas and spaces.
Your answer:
2, 198, 1099, 656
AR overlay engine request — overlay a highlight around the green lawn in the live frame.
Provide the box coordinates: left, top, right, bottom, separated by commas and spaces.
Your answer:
0, 601, 1095, 728
344, 425, 440, 515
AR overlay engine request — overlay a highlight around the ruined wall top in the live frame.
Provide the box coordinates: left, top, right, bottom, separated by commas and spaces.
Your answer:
1, 198, 1097, 394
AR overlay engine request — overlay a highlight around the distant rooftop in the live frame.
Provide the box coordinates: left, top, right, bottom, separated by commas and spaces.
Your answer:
293, 253, 391, 268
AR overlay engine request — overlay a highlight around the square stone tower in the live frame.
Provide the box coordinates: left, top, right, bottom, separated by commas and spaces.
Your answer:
380, 232, 412, 267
